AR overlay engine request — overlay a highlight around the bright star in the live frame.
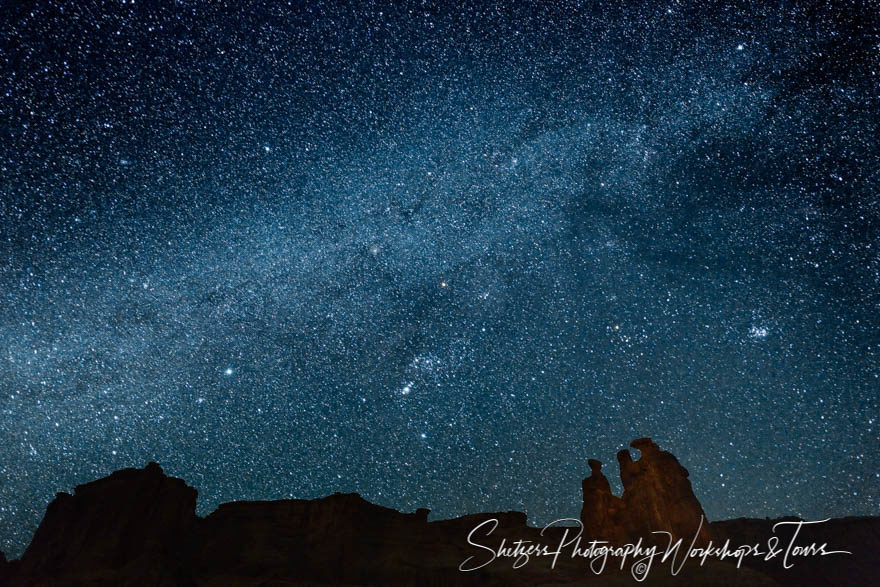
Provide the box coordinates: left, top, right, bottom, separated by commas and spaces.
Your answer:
748, 326, 769, 340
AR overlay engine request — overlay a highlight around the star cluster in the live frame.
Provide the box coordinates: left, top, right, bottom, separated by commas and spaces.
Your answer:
1, 0, 878, 557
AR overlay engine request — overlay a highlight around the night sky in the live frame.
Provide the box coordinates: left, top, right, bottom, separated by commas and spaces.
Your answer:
1, 0, 878, 558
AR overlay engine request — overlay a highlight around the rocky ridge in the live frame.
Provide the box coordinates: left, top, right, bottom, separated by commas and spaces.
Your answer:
2, 438, 877, 586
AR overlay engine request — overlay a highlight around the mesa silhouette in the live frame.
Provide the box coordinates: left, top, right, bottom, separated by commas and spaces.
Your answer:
2, 437, 877, 586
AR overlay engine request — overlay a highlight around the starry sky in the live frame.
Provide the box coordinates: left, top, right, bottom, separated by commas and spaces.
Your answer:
1, 0, 878, 558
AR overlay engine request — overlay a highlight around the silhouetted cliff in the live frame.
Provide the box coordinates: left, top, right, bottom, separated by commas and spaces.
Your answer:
3, 441, 878, 586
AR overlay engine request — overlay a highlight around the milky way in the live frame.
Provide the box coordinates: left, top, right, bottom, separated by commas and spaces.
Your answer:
1, 1, 878, 557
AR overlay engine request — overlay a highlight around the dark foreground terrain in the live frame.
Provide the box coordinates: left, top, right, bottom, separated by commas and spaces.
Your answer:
2, 441, 877, 585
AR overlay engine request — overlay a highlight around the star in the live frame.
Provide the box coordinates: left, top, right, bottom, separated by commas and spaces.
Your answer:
748, 326, 769, 340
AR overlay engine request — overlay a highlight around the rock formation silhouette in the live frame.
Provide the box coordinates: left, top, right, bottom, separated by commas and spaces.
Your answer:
1, 443, 877, 585
580, 458, 626, 543
18, 461, 197, 585
581, 437, 713, 546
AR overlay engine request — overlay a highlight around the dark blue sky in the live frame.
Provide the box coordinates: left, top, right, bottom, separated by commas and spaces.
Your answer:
1, 0, 878, 558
